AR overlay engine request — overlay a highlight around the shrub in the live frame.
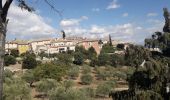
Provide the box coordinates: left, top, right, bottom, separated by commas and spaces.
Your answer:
4, 69, 13, 79
80, 87, 96, 98
3, 78, 31, 100
22, 55, 37, 69
96, 81, 113, 97
48, 87, 87, 100
10, 49, 19, 57
34, 63, 66, 81
4, 55, 16, 66
73, 52, 84, 65
82, 66, 91, 74
63, 80, 74, 90
97, 53, 109, 66
68, 66, 79, 79
81, 74, 93, 85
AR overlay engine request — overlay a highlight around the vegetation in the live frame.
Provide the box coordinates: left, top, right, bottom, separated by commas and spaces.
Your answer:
10, 49, 19, 57
81, 74, 93, 85
22, 54, 37, 69
34, 63, 66, 81
4, 55, 16, 66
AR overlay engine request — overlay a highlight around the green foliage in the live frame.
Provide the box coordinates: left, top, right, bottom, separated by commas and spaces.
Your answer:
75, 46, 88, 59
81, 74, 93, 85
100, 44, 115, 54
110, 54, 125, 67
10, 49, 19, 57
87, 46, 97, 60
68, 66, 79, 79
38, 51, 48, 59
22, 69, 36, 87
80, 87, 96, 98
73, 52, 84, 65
97, 53, 109, 66
56, 53, 72, 66
4, 55, 16, 66
82, 65, 91, 74
96, 81, 114, 97
3, 78, 31, 100
34, 63, 66, 81
125, 45, 151, 67
96, 68, 111, 80
136, 90, 163, 100
63, 80, 74, 90
36, 79, 57, 94
48, 87, 87, 100
4, 69, 13, 79
22, 54, 37, 69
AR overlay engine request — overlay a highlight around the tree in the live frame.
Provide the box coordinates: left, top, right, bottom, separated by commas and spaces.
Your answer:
34, 63, 66, 81
36, 79, 57, 98
48, 87, 87, 100
61, 30, 66, 39
87, 46, 97, 60
22, 69, 36, 87
97, 53, 109, 66
110, 54, 125, 67
73, 52, 84, 65
0, 0, 61, 98
4, 55, 16, 66
109, 34, 112, 46
10, 49, 19, 57
100, 44, 115, 54
22, 55, 37, 69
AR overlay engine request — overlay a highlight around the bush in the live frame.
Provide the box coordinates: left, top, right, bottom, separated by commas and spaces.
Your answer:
4, 55, 16, 66
73, 52, 84, 65
22, 70, 36, 87
80, 87, 96, 98
22, 55, 37, 69
96, 81, 113, 97
48, 87, 87, 100
63, 80, 74, 90
36, 79, 57, 94
3, 78, 31, 100
82, 66, 91, 74
68, 66, 79, 79
34, 63, 66, 81
97, 53, 109, 66
81, 74, 93, 85
4, 69, 13, 79
10, 49, 19, 57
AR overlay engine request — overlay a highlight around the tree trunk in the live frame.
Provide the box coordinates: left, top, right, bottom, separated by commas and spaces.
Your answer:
0, 19, 6, 100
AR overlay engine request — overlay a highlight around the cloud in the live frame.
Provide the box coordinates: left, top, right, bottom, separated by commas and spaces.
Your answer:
92, 8, 100, 12
7, 3, 57, 40
122, 13, 129, 17
147, 13, 158, 17
106, 0, 120, 10
62, 23, 141, 42
60, 16, 88, 27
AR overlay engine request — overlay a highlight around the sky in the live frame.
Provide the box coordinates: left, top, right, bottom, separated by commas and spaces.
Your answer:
5, 0, 170, 44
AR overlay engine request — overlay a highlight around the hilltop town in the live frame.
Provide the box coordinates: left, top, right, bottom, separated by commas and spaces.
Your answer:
5, 35, 128, 56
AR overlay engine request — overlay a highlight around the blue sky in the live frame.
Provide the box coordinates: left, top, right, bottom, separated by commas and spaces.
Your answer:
6, 0, 170, 44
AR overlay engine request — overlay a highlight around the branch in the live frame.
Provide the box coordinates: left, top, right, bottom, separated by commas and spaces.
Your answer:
44, 0, 63, 18
0, 0, 2, 9
18, 0, 35, 12
2, 0, 13, 22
